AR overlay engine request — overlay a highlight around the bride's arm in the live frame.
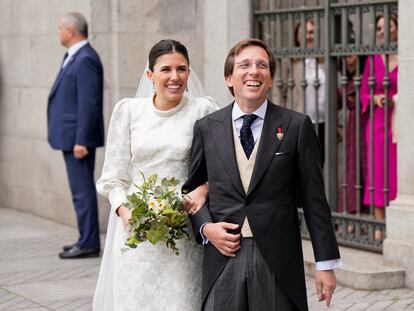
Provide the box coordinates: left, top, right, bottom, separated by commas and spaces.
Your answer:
184, 183, 208, 215
96, 98, 132, 224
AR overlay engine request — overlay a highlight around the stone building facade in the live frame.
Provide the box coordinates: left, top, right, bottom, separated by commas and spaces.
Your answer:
0, 0, 413, 289
0, 0, 250, 230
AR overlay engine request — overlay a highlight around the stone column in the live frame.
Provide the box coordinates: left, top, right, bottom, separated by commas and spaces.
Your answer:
202, 0, 251, 106
383, 0, 414, 289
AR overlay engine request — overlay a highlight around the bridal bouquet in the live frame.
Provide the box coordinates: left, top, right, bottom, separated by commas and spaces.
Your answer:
123, 173, 189, 255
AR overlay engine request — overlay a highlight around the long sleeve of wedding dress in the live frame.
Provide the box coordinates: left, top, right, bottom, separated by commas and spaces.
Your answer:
96, 99, 132, 213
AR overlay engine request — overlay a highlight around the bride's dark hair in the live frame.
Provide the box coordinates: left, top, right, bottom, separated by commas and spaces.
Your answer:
148, 39, 190, 71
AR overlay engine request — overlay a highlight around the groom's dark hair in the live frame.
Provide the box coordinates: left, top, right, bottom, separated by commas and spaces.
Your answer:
148, 39, 190, 72
224, 38, 275, 96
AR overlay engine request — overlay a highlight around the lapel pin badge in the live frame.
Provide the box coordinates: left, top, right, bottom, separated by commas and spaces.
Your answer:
276, 127, 284, 141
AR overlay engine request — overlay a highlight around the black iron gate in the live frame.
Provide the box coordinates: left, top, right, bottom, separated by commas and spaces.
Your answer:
252, 0, 398, 252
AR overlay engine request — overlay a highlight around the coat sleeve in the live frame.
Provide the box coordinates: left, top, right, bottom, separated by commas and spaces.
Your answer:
360, 55, 372, 114
296, 115, 340, 262
75, 56, 104, 146
182, 120, 213, 244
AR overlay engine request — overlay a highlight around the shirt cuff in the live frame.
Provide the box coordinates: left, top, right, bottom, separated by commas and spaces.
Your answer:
315, 259, 343, 271
108, 187, 128, 214
200, 223, 210, 245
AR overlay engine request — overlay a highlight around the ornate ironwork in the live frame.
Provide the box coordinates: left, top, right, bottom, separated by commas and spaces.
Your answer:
253, 0, 398, 253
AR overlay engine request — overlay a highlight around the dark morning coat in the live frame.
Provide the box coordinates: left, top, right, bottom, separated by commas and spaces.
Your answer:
183, 101, 340, 311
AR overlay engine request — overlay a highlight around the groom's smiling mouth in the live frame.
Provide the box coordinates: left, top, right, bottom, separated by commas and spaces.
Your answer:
244, 80, 262, 87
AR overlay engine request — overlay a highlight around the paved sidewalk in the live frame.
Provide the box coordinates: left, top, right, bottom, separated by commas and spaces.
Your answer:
0, 208, 99, 311
1, 207, 414, 311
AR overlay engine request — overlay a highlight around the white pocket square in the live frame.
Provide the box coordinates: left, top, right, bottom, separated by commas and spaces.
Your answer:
275, 152, 285, 156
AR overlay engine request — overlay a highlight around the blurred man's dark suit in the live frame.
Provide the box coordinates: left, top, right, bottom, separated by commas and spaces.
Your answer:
48, 42, 104, 252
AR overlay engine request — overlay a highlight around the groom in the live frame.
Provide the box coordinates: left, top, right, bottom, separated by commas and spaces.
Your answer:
183, 38, 340, 311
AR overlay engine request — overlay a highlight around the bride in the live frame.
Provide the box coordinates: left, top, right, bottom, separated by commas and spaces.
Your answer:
93, 39, 218, 310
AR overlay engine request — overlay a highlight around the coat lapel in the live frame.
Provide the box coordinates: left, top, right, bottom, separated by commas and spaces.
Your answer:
247, 102, 292, 197
49, 67, 66, 99
208, 104, 245, 197
48, 44, 89, 99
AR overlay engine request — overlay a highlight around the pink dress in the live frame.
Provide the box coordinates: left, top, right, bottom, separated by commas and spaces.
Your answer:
360, 55, 397, 207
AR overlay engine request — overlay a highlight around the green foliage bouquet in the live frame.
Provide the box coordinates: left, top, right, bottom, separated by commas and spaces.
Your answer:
123, 172, 190, 255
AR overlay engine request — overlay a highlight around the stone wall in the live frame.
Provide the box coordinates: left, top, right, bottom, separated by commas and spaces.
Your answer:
0, 0, 94, 228
384, 0, 414, 289
0, 0, 250, 230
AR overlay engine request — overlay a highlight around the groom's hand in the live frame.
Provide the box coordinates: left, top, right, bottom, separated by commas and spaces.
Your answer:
203, 222, 241, 257
315, 270, 336, 307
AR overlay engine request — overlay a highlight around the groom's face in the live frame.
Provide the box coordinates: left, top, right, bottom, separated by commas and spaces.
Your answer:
226, 46, 272, 108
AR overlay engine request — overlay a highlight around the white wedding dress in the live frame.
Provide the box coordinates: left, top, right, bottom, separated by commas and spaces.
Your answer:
93, 95, 218, 311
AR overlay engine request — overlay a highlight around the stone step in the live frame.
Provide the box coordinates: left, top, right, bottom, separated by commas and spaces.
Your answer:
302, 240, 406, 290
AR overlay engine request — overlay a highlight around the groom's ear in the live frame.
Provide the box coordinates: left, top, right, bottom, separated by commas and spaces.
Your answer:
225, 75, 233, 87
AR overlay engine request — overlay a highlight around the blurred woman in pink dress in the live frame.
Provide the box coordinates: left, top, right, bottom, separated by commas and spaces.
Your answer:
360, 14, 398, 239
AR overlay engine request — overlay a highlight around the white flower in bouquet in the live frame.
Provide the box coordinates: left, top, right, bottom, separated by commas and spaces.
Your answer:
148, 196, 161, 211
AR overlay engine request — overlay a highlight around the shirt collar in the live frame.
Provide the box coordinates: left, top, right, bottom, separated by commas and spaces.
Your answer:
232, 99, 268, 121
67, 40, 88, 58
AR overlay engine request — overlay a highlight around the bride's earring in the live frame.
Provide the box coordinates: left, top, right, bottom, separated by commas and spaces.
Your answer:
185, 86, 189, 92
153, 83, 156, 94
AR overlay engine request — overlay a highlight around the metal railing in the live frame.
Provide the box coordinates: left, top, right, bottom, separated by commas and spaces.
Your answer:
253, 0, 398, 253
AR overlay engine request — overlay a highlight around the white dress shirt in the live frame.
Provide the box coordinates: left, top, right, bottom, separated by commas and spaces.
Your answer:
232, 99, 267, 142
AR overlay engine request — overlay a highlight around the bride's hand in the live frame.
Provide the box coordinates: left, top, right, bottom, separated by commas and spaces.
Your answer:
117, 204, 132, 229
184, 183, 209, 215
